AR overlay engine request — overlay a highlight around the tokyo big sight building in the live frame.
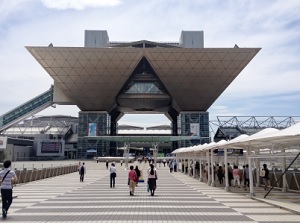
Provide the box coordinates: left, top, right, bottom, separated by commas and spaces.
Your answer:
24, 30, 260, 158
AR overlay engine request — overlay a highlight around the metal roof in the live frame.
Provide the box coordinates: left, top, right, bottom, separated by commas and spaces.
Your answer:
27, 46, 260, 112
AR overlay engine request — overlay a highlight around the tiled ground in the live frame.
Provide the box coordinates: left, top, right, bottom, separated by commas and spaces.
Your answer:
4, 161, 300, 222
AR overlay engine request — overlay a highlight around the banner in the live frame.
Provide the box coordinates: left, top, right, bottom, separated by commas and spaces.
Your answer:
214, 149, 244, 156
88, 123, 97, 136
41, 141, 62, 153
190, 123, 200, 139
0, 136, 7, 149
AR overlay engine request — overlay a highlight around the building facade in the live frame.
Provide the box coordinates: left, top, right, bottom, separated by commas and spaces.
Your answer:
26, 30, 260, 158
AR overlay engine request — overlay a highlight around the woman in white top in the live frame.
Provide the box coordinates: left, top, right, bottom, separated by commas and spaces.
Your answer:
0, 160, 17, 218
109, 163, 117, 188
147, 164, 157, 196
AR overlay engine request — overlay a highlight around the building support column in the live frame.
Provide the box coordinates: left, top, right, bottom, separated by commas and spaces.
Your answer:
124, 142, 130, 170
153, 143, 158, 168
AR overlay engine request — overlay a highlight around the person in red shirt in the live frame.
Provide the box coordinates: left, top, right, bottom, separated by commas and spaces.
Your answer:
128, 166, 137, 196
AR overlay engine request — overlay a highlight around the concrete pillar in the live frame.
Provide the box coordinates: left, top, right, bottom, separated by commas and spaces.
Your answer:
153, 143, 158, 168
124, 142, 129, 170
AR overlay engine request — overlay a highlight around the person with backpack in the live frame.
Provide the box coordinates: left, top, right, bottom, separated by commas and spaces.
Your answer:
79, 162, 86, 182
0, 160, 18, 218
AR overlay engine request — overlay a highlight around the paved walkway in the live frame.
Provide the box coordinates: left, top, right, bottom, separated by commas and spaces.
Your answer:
5, 161, 300, 222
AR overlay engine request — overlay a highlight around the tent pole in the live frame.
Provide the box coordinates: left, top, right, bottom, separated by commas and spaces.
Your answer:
211, 149, 215, 186
224, 148, 230, 191
207, 151, 211, 186
248, 149, 255, 196
281, 148, 288, 192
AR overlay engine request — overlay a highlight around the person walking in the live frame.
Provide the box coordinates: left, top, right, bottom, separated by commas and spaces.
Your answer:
106, 160, 109, 169
227, 163, 233, 186
262, 164, 270, 190
217, 166, 224, 184
184, 159, 188, 174
232, 165, 240, 188
0, 160, 18, 218
163, 159, 166, 167
128, 166, 137, 196
244, 164, 250, 190
147, 164, 157, 196
169, 160, 173, 173
79, 162, 86, 182
120, 159, 123, 166
173, 160, 177, 172
78, 161, 82, 171
195, 161, 200, 176
109, 163, 117, 188
134, 166, 141, 186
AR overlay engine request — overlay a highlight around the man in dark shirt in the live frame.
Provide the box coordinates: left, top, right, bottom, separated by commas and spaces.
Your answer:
262, 164, 270, 190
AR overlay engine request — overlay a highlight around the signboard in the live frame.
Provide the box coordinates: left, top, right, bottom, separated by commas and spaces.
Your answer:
88, 123, 97, 136
87, 148, 97, 153
41, 141, 62, 153
0, 136, 7, 149
190, 123, 200, 139
214, 149, 244, 156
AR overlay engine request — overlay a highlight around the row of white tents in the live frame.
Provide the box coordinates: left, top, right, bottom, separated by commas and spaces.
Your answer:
173, 122, 300, 154
171, 122, 300, 196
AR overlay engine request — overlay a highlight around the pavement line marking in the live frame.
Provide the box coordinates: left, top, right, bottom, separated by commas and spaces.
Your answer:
12, 212, 243, 216
24, 205, 231, 209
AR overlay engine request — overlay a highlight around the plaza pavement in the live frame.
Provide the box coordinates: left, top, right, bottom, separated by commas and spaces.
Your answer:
4, 161, 300, 222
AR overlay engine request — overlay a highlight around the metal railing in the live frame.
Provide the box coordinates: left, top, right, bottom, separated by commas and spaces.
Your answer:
13, 164, 78, 185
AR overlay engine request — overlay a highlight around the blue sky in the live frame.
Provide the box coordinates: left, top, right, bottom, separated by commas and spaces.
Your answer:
1, 0, 300, 132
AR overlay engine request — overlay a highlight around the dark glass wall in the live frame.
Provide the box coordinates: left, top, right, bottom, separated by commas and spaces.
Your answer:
77, 112, 110, 158
179, 112, 210, 147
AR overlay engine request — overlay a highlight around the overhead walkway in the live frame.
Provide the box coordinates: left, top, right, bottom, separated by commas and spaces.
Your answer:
0, 86, 54, 133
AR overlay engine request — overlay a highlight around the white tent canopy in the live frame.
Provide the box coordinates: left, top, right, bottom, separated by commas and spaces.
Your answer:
174, 122, 300, 156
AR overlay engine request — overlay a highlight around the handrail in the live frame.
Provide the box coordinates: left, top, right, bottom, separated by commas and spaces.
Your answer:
264, 152, 300, 198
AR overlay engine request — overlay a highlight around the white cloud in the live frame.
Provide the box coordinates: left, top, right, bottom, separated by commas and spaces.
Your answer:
41, 0, 121, 10
1, 0, 300, 127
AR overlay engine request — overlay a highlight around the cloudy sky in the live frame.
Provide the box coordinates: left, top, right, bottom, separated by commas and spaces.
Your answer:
1, 0, 300, 132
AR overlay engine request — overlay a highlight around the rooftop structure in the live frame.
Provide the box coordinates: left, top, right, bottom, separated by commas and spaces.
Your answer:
1, 30, 260, 158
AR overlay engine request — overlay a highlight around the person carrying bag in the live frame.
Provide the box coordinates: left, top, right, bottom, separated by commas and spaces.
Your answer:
147, 164, 157, 196
0, 160, 18, 218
